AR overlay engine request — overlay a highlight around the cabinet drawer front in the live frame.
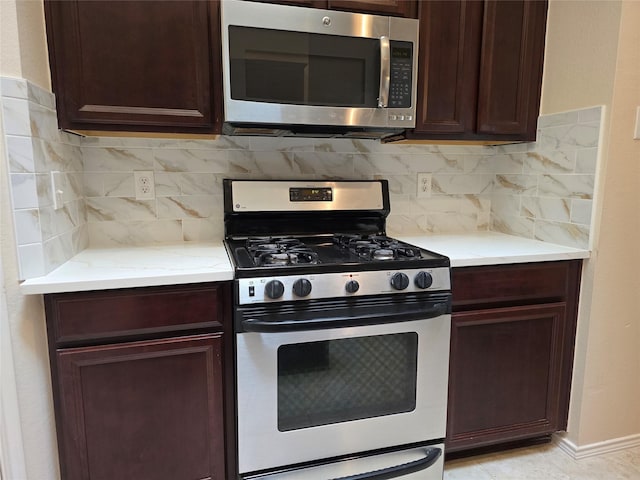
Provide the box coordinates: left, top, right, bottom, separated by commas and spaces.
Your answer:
46, 283, 230, 345
452, 261, 580, 308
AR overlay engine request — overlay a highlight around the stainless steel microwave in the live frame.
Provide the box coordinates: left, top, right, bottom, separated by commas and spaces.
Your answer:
220, 0, 419, 136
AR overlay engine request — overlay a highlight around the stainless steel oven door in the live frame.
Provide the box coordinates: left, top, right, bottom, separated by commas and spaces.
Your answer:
236, 314, 450, 475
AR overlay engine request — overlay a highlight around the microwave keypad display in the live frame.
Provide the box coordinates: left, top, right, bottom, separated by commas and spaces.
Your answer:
389, 42, 413, 108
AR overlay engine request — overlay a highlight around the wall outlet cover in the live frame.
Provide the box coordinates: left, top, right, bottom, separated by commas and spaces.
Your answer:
417, 173, 432, 198
50, 171, 65, 210
134, 171, 155, 200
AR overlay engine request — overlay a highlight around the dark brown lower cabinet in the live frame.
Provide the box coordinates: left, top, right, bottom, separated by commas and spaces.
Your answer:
447, 261, 582, 453
45, 282, 233, 480
56, 335, 224, 480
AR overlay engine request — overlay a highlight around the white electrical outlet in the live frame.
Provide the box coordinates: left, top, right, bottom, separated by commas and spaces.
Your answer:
634, 106, 640, 140
134, 171, 155, 200
416, 173, 432, 198
51, 171, 65, 210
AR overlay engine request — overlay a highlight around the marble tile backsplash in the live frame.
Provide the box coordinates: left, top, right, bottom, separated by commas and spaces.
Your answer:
490, 106, 601, 248
80, 136, 500, 245
1, 77, 601, 280
1, 77, 88, 280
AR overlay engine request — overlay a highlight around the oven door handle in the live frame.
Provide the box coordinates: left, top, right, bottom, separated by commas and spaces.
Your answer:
330, 447, 441, 480
241, 302, 449, 333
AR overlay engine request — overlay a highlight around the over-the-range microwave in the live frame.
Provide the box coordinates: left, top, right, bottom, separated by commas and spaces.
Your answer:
220, 0, 419, 138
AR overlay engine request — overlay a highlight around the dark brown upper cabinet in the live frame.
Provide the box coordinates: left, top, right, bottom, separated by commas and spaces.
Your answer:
44, 0, 223, 134
411, 0, 548, 142
252, 0, 417, 17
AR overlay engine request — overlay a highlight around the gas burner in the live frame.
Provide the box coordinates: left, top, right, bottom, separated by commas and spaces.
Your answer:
246, 237, 305, 250
372, 248, 395, 261
333, 234, 423, 261
351, 241, 397, 261
246, 237, 319, 267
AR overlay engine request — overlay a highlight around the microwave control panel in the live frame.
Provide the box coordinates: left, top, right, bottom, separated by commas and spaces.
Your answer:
389, 41, 413, 109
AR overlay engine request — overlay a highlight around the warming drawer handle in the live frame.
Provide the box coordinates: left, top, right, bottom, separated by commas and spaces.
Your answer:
241, 303, 449, 333
378, 36, 390, 108
330, 447, 442, 480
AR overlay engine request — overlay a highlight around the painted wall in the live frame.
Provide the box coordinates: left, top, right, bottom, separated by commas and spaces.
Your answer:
541, 0, 621, 115
0, 2, 59, 479
0, 0, 50, 89
0, 0, 22, 79
576, 0, 640, 448
542, 0, 640, 449
13, 0, 51, 91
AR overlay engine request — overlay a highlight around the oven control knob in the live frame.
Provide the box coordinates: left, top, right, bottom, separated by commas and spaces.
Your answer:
345, 280, 360, 294
390, 272, 410, 290
414, 271, 433, 289
292, 278, 312, 297
265, 280, 285, 299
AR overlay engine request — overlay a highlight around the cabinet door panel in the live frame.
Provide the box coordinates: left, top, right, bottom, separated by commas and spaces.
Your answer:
414, 0, 482, 134
447, 304, 566, 452
476, 0, 547, 138
45, 0, 221, 133
55, 334, 225, 480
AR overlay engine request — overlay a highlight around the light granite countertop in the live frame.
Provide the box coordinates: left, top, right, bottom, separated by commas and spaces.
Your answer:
19, 233, 590, 295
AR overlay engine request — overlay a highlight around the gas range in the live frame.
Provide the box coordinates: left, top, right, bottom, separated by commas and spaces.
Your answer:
225, 179, 451, 479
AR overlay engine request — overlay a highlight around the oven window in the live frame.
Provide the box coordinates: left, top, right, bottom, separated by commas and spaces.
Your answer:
277, 333, 418, 431
228, 26, 379, 107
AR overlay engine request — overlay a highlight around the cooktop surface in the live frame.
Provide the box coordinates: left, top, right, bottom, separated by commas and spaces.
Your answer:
225, 234, 450, 277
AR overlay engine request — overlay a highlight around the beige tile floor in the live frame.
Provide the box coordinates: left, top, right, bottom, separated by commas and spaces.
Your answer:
444, 442, 640, 479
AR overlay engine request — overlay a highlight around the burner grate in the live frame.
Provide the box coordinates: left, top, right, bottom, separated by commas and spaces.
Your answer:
333, 234, 422, 261
247, 237, 319, 267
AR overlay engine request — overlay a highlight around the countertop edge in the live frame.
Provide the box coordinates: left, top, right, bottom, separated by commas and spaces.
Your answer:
449, 250, 590, 268
20, 271, 235, 295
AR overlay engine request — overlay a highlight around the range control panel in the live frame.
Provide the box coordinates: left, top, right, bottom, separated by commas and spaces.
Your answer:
237, 267, 451, 305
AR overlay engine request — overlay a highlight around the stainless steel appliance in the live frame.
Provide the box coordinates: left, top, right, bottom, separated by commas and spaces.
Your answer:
224, 179, 451, 479
220, 1, 419, 138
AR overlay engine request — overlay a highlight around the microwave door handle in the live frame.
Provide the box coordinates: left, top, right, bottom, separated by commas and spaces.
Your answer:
330, 447, 442, 480
378, 36, 390, 108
